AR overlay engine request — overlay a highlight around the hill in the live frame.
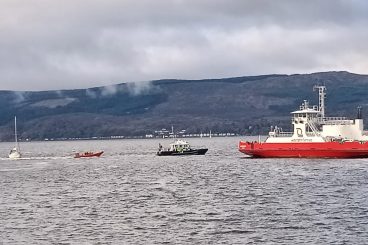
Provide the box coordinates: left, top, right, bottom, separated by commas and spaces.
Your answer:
1, 71, 368, 141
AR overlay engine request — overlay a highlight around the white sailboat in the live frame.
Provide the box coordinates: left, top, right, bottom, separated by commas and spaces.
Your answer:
9, 116, 21, 159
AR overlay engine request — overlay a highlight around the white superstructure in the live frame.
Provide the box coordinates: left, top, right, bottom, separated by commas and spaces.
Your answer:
266, 86, 368, 143
168, 139, 191, 151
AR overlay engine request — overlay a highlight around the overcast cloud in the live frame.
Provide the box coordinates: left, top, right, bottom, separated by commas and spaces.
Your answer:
1, 0, 368, 91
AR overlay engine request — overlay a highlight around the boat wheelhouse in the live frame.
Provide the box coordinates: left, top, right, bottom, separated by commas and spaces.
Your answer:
157, 139, 208, 156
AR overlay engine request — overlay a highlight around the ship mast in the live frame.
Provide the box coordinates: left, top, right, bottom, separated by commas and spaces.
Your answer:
313, 85, 326, 118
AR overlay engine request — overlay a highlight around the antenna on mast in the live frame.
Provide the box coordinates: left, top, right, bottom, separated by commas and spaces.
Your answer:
313, 85, 326, 118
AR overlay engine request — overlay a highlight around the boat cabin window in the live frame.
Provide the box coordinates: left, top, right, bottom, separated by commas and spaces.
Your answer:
294, 112, 317, 119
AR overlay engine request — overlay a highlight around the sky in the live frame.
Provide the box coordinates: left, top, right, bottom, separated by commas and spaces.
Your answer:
1, 0, 368, 91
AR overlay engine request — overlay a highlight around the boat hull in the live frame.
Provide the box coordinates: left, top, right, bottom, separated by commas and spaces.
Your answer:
157, 148, 208, 156
74, 151, 104, 158
9, 151, 21, 159
239, 141, 368, 158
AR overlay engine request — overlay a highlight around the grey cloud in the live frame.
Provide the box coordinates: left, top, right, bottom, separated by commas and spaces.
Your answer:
127, 81, 154, 96
12, 91, 27, 104
85, 81, 154, 98
100, 84, 121, 97
1, 0, 368, 91
86, 89, 98, 99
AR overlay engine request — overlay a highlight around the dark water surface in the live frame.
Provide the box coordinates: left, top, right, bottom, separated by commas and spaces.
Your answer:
1, 137, 368, 244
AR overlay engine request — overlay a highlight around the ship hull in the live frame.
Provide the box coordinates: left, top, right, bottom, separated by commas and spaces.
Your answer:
157, 148, 208, 156
239, 141, 368, 158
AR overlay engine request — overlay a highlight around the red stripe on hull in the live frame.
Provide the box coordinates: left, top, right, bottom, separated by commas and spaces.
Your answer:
239, 141, 368, 158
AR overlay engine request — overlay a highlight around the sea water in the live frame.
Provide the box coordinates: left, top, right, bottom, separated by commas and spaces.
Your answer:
1, 137, 368, 244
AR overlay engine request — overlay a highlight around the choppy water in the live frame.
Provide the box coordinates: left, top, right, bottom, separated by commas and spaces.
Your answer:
1, 137, 368, 244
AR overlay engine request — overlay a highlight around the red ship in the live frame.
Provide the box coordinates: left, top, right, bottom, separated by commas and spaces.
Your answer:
239, 85, 368, 158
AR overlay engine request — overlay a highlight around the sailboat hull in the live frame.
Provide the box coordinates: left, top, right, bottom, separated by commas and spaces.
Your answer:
9, 151, 21, 159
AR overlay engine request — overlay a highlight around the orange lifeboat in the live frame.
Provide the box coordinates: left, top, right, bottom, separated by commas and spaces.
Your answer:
74, 151, 104, 158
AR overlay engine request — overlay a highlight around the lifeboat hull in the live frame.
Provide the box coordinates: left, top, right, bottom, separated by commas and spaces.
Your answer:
74, 151, 104, 158
239, 141, 368, 158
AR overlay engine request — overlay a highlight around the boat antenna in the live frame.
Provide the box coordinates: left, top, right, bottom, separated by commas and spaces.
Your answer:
313, 85, 326, 118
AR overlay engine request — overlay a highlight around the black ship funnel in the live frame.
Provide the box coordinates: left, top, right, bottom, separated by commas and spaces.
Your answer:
357, 106, 362, 119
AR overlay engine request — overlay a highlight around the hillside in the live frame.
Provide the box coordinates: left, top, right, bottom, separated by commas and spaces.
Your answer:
1, 71, 368, 141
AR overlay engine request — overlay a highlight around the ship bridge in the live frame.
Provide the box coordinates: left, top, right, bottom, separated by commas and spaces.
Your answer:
267, 100, 323, 141
290, 100, 323, 138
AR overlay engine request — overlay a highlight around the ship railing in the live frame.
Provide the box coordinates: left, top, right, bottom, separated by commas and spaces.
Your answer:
306, 132, 318, 137
272, 132, 293, 137
323, 117, 348, 120
317, 117, 354, 125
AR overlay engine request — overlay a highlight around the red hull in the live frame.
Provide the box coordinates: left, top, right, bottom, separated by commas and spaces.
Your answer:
239, 141, 368, 158
74, 151, 104, 158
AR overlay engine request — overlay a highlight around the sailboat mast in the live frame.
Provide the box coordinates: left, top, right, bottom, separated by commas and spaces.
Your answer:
15, 116, 17, 144
14, 116, 20, 150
